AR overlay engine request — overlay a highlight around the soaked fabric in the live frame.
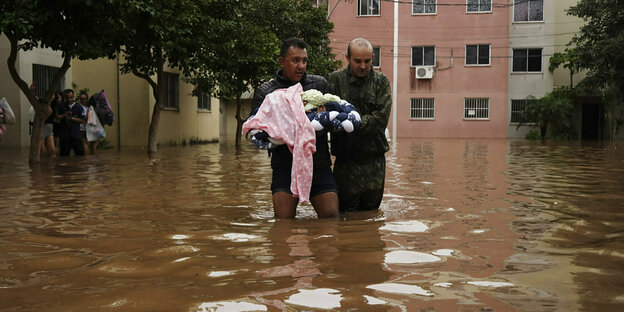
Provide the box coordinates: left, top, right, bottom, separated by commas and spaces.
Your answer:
243, 83, 316, 202
334, 154, 386, 211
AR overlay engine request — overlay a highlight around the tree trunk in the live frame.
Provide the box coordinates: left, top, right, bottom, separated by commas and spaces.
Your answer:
234, 94, 244, 147
132, 62, 162, 154
5, 33, 70, 162
148, 98, 162, 154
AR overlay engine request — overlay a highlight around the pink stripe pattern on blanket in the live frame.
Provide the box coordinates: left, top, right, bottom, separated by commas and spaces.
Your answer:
242, 83, 316, 202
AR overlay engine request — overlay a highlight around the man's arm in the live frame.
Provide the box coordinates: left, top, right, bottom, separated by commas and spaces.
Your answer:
359, 75, 392, 135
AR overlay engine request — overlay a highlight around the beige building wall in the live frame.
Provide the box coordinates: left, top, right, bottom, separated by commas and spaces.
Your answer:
553, 0, 585, 88
72, 57, 220, 148
0, 34, 71, 148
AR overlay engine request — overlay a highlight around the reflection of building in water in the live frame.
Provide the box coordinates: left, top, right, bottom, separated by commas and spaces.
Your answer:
377, 139, 520, 311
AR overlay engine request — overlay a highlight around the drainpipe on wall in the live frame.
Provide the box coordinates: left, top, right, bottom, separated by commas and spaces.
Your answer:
392, 0, 398, 150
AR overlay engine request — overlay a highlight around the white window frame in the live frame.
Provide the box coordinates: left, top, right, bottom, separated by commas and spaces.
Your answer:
358, 0, 380, 16
410, 98, 435, 120
411, 46, 436, 66
412, 0, 436, 15
510, 99, 539, 124
163, 72, 179, 109
464, 98, 489, 120
512, 48, 543, 72
513, 0, 543, 22
197, 90, 211, 111
466, 0, 492, 13
465, 44, 490, 66
372, 46, 381, 68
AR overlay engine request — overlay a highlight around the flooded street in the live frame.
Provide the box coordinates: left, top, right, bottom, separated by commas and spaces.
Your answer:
0, 139, 623, 312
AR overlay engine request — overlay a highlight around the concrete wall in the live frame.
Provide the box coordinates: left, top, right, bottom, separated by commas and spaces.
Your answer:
329, 0, 510, 139
71, 57, 220, 148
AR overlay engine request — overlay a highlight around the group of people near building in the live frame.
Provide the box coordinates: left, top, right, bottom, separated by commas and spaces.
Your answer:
35, 88, 106, 157
246, 37, 392, 218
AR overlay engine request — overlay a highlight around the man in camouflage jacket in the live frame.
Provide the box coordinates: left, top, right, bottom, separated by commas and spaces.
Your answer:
327, 38, 392, 211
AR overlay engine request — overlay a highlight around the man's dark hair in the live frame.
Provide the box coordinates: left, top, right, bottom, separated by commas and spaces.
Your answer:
280, 37, 307, 58
63, 88, 74, 95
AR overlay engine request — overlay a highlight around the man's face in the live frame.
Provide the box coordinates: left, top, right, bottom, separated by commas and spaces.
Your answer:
347, 45, 373, 78
279, 46, 307, 83
65, 92, 74, 104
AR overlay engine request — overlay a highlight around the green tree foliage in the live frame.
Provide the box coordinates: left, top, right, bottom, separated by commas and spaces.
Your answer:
115, 0, 215, 153
567, 0, 624, 96
0, 0, 119, 162
188, 0, 340, 146
519, 87, 578, 140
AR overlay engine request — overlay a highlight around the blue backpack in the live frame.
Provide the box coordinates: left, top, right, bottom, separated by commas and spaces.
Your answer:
89, 90, 114, 126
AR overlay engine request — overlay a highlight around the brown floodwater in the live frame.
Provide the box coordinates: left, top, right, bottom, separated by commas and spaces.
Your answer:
0, 139, 623, 312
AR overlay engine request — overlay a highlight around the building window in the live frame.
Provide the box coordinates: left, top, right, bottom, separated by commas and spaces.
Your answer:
512, 48, 542, 72
410, 98, 435, 119
464, 98, 489, 119
514, 0, 543, 22
511, 99, 539, 123
466, 44, 490, 65
163, 72, 179, 109
32, 64, 65, 98
358, 0, 380, 16
197, 90, 211, 111
413, 0, 436, 14
372, 46, 381, 67
411, 46, 436, 66
467, 0, 491, 13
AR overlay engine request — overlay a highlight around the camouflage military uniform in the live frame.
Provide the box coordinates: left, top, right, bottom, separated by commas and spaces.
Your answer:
327, 66, 392, 211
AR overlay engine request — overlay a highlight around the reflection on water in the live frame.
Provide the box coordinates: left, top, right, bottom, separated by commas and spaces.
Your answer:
0, 139, 623, 311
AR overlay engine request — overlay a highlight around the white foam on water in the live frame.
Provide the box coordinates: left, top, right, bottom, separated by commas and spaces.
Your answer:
432, 249, 454, 256
433, 282, 453, 288
379, 220, 429, 233
212, 233, 259, 242
208, 271, 232, 278
363, 295, 387, 305
172, 257, 191, 263
172, 234, 189, 240
421, 181, 433, 185
471, 229, 487, 234
385, 250, 442, 264
285, 288, 342, 309
230, 222, 257, 227
466, 281, 514, 288
366, 283, 434, 296
196, 301, 267, 312
446, 207, 455, 211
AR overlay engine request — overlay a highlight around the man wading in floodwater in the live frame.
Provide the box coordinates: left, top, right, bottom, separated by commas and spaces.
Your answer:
248, 38, 339, 219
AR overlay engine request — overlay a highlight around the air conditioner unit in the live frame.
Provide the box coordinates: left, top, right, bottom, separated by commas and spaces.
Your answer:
415, 66, 434, 79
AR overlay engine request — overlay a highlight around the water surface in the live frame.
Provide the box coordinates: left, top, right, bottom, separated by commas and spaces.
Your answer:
0, 139, 623, 311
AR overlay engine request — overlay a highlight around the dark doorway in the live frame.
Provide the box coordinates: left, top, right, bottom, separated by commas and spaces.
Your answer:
581, 103, 604, 140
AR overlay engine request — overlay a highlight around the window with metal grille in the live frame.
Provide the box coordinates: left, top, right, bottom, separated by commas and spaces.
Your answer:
32, 64, 65, 98
467, 0, 491, 12
512, 48, 542, 72
197, 90, 211, 111
410, 98, 435, 119
411, 46, 436, 66
464, 98, 489, 119
510, 99, 538, 123
358, 0, 380, 16
163, 72, 179, 109
514, 0, 543, 22
466, 44, 490, 65
372, 47, 381, 67
413, 0, 436, 14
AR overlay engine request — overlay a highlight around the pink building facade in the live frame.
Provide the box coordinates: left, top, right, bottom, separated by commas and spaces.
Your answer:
328, 0, 510, 139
